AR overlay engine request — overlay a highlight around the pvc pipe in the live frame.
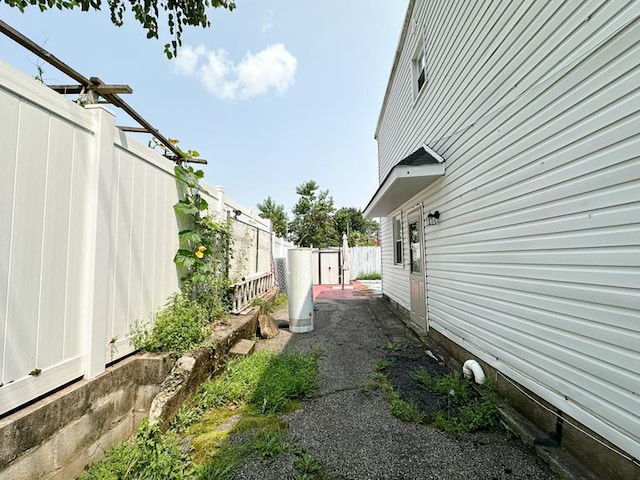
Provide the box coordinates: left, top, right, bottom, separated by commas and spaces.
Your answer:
462, 360, 486, 385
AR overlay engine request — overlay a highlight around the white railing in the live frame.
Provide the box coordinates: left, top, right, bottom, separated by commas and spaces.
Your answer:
230, 272, 275, 314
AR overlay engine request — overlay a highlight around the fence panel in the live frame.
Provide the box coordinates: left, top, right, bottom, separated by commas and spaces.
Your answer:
273, 235, 295, 259
349, 246, 382, 278
103, 137, 182, 363
0, 62, 96, 413
0, 60, 271, 415
225, 201, 272, 281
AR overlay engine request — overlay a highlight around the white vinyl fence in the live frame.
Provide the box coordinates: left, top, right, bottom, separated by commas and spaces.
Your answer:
0, 60, 277, 415
349, 246, 381, 278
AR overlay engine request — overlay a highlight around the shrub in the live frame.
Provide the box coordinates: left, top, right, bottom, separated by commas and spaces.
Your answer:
132, 293, 210, 354
356, 272, 381, 280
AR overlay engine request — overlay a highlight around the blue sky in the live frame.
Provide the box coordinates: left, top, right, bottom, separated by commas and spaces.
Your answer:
0, 1, 408, 215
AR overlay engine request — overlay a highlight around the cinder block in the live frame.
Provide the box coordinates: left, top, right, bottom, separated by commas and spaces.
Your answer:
229, 339, 256, 357
2, 440, 55, 480
53, 415, 93, 468
135, 385, 160, 411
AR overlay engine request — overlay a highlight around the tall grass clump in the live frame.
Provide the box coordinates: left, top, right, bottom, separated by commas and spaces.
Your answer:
131, 293, 209, 354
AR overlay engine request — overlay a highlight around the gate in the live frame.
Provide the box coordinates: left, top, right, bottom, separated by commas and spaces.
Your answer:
312, 249, 342, 285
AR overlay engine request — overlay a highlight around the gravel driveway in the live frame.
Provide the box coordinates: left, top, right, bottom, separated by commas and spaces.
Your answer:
238, 291, 557, 480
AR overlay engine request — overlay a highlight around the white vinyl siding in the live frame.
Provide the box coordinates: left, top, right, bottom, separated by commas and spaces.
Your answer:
376, 0, 640, 461
380, 216, 410, 309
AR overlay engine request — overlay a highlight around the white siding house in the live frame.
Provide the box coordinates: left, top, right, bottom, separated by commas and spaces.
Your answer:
365, 1, 640, 476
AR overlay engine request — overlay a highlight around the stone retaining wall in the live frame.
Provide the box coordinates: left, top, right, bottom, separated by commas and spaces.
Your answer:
0, 288, 277, 479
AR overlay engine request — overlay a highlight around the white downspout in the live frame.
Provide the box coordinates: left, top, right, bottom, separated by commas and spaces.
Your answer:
463, 360, 486, 385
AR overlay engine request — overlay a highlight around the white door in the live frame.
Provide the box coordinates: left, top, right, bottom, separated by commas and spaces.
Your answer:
408, 211, 426, 330
320, 251, 340, 284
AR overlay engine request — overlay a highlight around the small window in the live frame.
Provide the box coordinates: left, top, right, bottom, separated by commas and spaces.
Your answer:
409, 220, 421, 274
413, 41, 427, 97
393, 216, 402, 265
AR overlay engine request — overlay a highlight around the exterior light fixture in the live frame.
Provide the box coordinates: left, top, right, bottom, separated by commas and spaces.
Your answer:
427, 210, 440, 225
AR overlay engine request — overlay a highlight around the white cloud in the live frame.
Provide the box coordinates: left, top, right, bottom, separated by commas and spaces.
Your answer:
261, 11, 274, 32
172, 45, 206, 75
173, 43, 297, 101
235, 44, 297, 98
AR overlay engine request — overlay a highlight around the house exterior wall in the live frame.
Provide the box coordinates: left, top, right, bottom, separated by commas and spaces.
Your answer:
380, 216, 409, 308
375, 0, 640, 469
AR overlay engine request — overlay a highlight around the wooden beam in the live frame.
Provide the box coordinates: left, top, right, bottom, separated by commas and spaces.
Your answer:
0, 20, 91, 86
0, 21, 206, 165
117, 126, 149, 133
48, 84, 133, 95
166, 155, 208, 165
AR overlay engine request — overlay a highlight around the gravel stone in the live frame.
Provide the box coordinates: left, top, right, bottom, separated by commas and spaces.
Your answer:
238, 296, 556, 480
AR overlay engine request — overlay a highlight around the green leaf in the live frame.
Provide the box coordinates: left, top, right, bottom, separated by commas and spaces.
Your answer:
174, 249, 196, 268
178, 229, 201, 245
198, 197, 209, 211
174, 200, 198, 216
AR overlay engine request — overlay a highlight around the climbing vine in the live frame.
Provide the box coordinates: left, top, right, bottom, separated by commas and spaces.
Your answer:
173, 163, 233, 320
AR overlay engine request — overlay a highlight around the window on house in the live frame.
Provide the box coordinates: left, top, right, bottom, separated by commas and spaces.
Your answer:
409, 220, 421, 274
413, 41, 427, 96
393, 216, 402, 265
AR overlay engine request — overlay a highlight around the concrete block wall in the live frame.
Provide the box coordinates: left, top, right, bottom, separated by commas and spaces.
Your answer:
0, 354, 173, 480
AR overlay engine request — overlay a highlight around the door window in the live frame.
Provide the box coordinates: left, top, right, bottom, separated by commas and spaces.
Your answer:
409, 220, 421, 274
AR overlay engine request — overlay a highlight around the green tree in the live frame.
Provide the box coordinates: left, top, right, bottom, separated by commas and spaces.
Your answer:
334, 207, 379, 246
2, 0, 236, 58
257, 196, 288, 238
289, 180, 338, 248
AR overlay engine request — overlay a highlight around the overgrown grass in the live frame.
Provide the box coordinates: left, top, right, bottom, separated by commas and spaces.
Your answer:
364, 359, 499, 433
187, 349, 325, 479
192, 350, 320, 419
79, 349, 323, 480
251, 292, 287, 314
131, 293, 210, 354
78, 419, 195, 480
412, 369, 499, 432
356, 272, 382, 280
132, 292, 286, 355
362, 364, 424, 424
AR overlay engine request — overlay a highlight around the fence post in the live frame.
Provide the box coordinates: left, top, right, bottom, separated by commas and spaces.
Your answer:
82, 105, 116, 379
210, 185, 225, 218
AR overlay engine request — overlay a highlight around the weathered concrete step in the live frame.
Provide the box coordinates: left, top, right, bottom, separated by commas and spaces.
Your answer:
229, 339, 256, 357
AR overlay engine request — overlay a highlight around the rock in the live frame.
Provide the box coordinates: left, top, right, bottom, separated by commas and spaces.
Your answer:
258, 313, 280, 339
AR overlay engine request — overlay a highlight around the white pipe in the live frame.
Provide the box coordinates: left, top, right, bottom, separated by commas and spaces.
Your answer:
463, 360, 486, 385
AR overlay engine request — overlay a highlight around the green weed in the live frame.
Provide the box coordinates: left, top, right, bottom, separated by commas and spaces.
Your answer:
389, 396, 426, 423
374, 358, 394, 372
78, 419, 195, 480
293, 453, 326, 479
83, 350, 321, 480
198, 459, 236, 480
131, 293, 209, 354
251, 292, 287, 314
412, 369, 499, 433
356, 272, 382, 280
